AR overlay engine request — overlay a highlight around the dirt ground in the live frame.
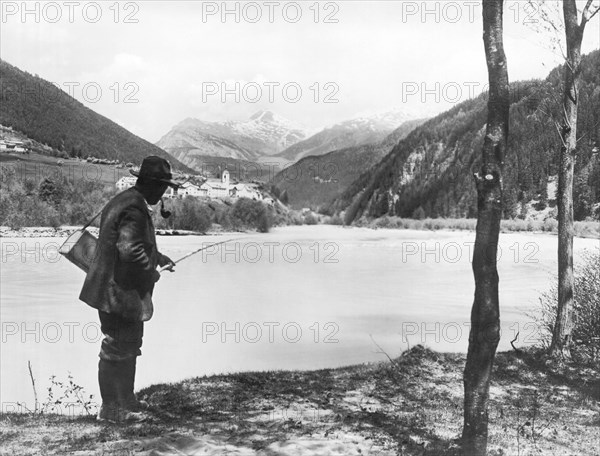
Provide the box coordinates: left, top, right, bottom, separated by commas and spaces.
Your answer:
1, 346, 598, 455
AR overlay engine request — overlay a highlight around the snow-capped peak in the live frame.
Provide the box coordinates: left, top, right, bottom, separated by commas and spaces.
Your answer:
346, 108, 412, 131
249, 110, 276, 123
159, 111, 308, 159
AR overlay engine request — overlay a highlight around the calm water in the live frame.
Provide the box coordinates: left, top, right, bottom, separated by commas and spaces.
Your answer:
1, 226, 598, 410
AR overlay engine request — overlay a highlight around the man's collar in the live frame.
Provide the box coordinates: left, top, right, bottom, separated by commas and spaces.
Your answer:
131, 186, 155, 213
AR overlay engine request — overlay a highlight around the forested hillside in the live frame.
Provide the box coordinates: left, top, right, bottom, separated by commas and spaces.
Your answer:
269, 119, 426, 209
0, 60, 191, 172
332, 50, 600, 223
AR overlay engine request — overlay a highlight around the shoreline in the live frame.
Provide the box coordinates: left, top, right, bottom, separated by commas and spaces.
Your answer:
0, 226, 230, 238
0, 346, 597, 456
1, 222, 598, 239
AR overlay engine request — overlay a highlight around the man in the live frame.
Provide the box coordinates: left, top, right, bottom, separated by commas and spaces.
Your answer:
79, 156, 179, 423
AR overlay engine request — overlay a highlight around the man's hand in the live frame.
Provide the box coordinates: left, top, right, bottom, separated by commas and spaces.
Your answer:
158, 253, 176, 272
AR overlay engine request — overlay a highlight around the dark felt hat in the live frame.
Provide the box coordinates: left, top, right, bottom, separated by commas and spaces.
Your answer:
130, 156, 181, 188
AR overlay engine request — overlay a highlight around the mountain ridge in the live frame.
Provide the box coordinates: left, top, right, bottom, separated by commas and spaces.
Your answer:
269, 118, 427, 209
156, 111, 307, 165
0, 59, 192, 172
331, 50, 600, 223
274, 110, 413, 163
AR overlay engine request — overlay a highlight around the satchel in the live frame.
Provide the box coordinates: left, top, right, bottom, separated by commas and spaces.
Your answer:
58, 207, 104, 273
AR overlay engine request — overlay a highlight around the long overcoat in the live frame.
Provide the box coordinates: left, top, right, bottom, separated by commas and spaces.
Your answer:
79, 187, 164, 321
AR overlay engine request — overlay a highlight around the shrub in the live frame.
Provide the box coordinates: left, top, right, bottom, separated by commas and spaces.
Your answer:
304, 213, 318, 225
412, 206, 426, 220
502, 218, 527, 232
373, 216, 391, 228
38, 178, 63, 206
574, 221, 600, 238
174, 198, 212, 233
423, 218, 444, 230
230, 198, 271, 233
279, 189, 289, 205
3, 197, 61, 229
289, 212, 303, 226
542, 218, 558, 232
533, 249, 600, 364
205, 202, 230, 230
324, 214, 344, 225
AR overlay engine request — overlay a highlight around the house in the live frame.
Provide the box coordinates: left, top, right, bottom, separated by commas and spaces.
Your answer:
201, 169, 230, 198
0, 139, 27, 153
116, 175, 188, 198
164, 186, 176, 198
115, 176, 137, 190
161, 169, 269, 201
229, 183, 262, 200
200, 181, 228, 198
177, 181, 205, 197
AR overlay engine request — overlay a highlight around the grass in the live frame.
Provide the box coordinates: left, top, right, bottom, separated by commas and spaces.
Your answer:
0, 151, 130, 187
358, 216, 600, 239
1, 346, 598, 455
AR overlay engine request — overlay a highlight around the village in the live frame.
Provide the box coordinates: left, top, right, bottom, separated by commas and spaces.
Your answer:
0, 124, 274, 205
0, 137, 28, 154
116, 168, 275, 205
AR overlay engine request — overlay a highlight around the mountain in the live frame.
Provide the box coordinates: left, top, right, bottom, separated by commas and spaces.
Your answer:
274, 110, 413, 163
269, 118, 427, 210
0, 60, 192, 172
331, 50, 600, 223
156, 111, 307, 168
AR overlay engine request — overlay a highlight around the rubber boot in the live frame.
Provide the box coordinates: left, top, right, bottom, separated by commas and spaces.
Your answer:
97, 359, 147, 423
120, 357, 149, 412
97, 359, 121, 422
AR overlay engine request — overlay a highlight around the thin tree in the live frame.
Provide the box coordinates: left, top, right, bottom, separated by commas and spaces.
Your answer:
462, 1, 509, 454
550, 0, 599, 359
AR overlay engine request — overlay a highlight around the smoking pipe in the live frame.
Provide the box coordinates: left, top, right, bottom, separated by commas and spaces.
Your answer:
160, 198, 172, 218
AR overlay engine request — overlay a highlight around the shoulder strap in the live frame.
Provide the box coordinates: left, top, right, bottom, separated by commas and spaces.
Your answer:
83, 187, 137, 231
82, 203, 108, 231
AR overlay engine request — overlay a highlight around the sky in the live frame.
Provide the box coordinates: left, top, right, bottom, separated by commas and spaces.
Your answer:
1, 1, 599, 143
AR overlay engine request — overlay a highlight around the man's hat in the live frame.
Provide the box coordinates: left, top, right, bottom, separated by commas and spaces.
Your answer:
130, 156, 181, 188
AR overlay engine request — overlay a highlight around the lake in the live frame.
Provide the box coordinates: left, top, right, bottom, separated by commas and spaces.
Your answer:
1, 225, 597, 411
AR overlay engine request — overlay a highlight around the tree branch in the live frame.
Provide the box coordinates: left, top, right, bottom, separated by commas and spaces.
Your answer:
580, 0, 598, 24
511, 332, 523, 354
369, 334, 401, 370
576, 120, 600, 143
28, 361, 38, 413
554, 121, 567, 147
586, 5, 600, 21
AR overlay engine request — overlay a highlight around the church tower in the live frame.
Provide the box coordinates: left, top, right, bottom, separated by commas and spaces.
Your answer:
222, 169, 230, 188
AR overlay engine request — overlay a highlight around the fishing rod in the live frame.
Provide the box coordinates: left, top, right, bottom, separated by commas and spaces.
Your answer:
159, 236, 247, 272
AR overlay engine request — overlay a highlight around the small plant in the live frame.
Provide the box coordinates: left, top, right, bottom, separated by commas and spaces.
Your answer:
17, 362, 96, 416
531, 249, 600, 364
512, 388, 558, 456
41, 373, 97, 416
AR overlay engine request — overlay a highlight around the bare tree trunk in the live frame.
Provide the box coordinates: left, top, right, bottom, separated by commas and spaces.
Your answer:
550, 0, 589, 359
462, 1, 509, 454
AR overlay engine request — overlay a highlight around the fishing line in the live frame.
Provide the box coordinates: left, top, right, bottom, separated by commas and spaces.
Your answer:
159, 236, 247, 272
